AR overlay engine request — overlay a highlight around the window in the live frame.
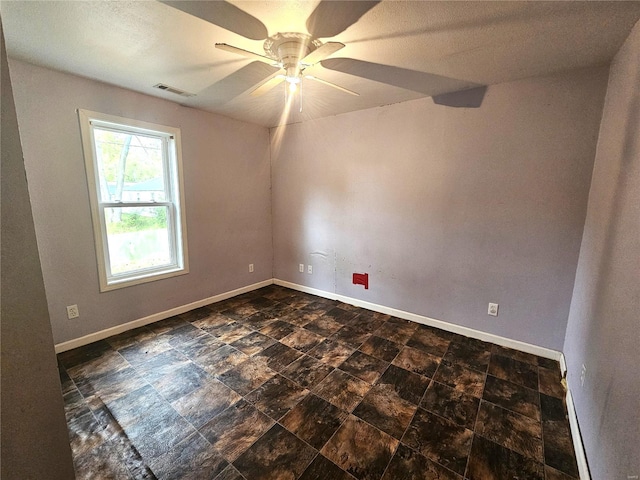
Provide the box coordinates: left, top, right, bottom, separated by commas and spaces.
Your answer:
79, 110, 188, 291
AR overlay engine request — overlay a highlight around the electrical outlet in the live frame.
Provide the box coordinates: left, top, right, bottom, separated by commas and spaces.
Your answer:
66, 304, 79, 319
249, 263, 254, 273
580, 364, 587, 387
307, 265, 313, 274
299, 263, 304, 273
488, 303, 499, 316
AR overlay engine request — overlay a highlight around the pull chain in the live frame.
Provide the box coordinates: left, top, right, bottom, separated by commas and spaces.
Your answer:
299, 79, 303, 113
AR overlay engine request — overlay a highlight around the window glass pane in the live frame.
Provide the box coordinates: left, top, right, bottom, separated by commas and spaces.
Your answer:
93, 128, 167, 202
105, 206, 172, 275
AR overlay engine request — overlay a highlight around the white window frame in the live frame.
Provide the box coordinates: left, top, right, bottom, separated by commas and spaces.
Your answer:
78, 109, 189, 291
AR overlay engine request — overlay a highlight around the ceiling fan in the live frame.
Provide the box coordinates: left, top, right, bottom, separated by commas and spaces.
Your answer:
160, 1, 486, 108
215, 32, 359, 98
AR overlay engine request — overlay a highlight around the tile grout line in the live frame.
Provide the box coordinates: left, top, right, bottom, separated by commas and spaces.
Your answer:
464, 351, 490, 479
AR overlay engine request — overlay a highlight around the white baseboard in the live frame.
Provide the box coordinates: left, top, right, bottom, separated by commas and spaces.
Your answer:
565, 388, 591, 480
274, 279, 561, 361
54, 279, 274, 353
559, 352, 568, 377
58, 277, 562, 362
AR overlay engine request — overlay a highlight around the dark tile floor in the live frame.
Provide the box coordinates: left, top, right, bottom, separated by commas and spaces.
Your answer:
58, 285, 580, 480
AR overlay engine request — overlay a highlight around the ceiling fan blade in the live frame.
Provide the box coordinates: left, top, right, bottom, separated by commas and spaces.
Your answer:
306, 1, 381, 38
249, 74, 286, 97
160, 1, 268, 40
300, 42, 345, 66
432, 86, 488, 108
216, 43, 278, 66
305, 76, 359, 96
321, 58, 479, 97
195, 62, 283, 107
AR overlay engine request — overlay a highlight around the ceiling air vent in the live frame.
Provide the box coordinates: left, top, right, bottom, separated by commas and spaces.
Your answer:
153, 83, 195, 97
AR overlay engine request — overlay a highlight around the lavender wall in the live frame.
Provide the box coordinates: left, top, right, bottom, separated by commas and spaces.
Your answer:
564, 21, 640, 479
9, 60, 273, 344
272, 67, 608, 350
1, 27, 75, 478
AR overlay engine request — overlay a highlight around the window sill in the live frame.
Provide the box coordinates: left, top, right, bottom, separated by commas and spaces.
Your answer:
100, 266, 189, 292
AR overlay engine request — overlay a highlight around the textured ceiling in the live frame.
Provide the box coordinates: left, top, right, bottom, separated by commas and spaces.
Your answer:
2, 1, 640, 127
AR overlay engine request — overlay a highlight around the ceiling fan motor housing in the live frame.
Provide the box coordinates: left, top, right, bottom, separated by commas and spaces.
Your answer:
264, 32, 321, 78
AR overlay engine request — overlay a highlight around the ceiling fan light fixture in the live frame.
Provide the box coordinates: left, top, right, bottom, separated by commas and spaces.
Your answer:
285, 72, 302, 94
